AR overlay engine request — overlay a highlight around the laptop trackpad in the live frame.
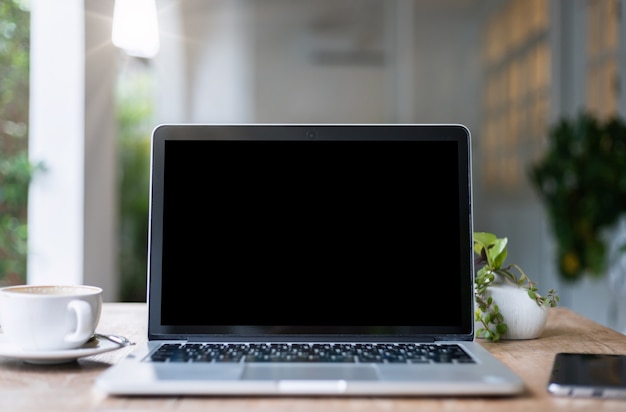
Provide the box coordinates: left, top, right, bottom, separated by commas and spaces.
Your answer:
242, 364, 379, 380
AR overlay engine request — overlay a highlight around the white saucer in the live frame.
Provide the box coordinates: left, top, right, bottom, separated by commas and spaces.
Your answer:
0, 334, 124, 365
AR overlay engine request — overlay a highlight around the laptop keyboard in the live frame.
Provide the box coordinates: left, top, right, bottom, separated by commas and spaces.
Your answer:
148, 343, 475, 364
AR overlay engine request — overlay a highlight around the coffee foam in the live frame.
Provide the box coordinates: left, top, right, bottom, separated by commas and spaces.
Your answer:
2, 285, 100, 296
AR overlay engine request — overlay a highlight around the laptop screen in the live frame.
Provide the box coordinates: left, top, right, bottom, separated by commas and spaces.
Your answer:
148, 124, 473, 340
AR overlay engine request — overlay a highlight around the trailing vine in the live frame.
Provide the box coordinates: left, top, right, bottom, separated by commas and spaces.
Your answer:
473, 232, 560, 342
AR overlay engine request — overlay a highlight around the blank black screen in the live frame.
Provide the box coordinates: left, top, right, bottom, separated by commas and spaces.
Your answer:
150, 125, 472, 337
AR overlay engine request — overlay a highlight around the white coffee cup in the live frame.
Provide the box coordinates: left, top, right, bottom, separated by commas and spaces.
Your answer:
0, 284, 103, 351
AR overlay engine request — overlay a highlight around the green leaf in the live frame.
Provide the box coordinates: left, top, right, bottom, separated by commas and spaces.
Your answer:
489, 239, 508, 268
496, 323, 508, 334
473, 232, 497, 253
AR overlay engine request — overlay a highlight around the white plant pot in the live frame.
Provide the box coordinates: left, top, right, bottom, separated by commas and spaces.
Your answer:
475, 284, 548, 340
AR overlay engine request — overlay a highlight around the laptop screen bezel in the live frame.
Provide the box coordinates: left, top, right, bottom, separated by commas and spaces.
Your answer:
146, 124, 474, 342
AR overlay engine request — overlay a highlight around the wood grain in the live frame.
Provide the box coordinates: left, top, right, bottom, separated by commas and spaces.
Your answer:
1, 304, 625, 411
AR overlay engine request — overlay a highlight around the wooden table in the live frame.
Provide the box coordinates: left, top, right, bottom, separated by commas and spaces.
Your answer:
1, 303, 626, 411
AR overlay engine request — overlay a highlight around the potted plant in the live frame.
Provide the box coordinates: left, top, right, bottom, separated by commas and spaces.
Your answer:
528, 112, 626, 282
473, 232, 560, 342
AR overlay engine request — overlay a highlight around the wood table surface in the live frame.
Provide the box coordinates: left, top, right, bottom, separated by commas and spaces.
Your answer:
1, 303, 626, 411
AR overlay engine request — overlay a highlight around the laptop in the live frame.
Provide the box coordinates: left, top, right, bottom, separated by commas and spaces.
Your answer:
95, 123, 525, 396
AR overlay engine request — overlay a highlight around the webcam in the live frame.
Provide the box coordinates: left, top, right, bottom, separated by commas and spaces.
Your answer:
305, 130, 317, 139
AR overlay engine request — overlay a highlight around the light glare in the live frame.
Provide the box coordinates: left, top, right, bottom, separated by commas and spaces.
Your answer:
112, 0, 160, 58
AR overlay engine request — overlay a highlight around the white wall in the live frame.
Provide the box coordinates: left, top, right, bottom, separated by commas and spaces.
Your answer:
155, 0, 485, 126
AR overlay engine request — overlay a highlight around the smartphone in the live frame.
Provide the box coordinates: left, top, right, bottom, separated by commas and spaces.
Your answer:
547, 352, 626, 398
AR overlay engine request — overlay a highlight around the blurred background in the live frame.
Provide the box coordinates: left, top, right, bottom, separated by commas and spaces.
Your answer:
1, 0, 626, 332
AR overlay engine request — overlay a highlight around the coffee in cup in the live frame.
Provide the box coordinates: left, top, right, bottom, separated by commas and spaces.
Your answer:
0, 284, 102, 351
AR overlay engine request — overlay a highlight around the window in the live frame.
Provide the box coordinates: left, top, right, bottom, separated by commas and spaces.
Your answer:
586, 0, 620, 119
481, 0, 550, 193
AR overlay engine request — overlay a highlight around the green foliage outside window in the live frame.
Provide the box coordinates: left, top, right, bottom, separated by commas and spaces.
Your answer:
0, 0, 44, 285
116, 62, 153, 301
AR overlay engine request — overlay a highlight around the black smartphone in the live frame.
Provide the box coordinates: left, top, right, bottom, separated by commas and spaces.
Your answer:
547, 352, 626, 398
